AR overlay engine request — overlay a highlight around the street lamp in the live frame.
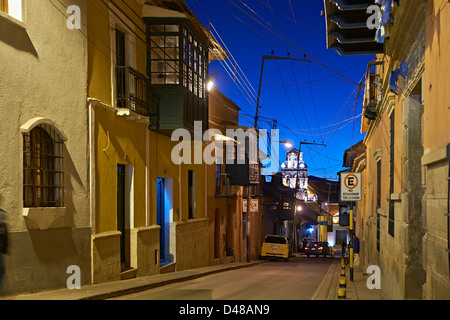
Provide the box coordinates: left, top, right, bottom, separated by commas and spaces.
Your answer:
207, 75, 216, 91
283, 141, 293, 149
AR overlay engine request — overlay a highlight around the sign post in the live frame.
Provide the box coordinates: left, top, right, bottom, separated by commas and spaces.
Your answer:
340, 172, 362, 282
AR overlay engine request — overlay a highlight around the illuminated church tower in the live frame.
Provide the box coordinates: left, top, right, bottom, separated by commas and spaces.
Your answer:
281, 148, 308, 191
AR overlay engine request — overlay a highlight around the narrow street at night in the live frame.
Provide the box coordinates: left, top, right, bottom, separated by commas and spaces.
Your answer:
1, 0, 449, 303
110, 255, 334, 300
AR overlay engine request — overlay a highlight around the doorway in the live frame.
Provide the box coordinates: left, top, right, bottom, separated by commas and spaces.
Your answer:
117, 164, 126, 268
157, 178, 165, 262
117, 164, 134, 272
214, 209, 220, 259
336, 229, 347, 249
157, 177, 174, 264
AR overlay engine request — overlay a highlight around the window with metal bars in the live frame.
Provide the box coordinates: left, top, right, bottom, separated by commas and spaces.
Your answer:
377, 160, 382, 208
23, 124, 64, 208
376, 159, 381, 252
388, 110, 395, 237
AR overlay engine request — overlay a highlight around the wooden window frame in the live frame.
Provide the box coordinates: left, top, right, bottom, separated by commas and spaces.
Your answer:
23, 125, 65, 208
1, 0, 8, 14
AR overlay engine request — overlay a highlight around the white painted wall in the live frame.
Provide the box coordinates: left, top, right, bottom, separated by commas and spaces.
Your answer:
0, 0, 90, 295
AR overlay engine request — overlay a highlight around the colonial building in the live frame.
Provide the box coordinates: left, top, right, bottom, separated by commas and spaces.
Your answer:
143, 0, 227, 273
0, 0, 91, 295
325, 0, 450, 299
87, 0, 228, 283
87, 0, 153, 283
207, 88, 265, 264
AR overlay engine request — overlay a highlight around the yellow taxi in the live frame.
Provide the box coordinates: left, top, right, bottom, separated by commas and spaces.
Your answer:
260, 235, 290, 261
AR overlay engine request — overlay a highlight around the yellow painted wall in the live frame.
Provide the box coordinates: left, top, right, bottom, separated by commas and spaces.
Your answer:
87, 0, 112, 104
424, 1, 450, 153
148, 131, 208, 224
87, 0, 147, 103
95, 106, 147, 233
87, 0, 149, 234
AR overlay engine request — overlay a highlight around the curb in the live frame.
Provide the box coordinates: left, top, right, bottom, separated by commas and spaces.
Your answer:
310, 257, 340, 300
85, 261, 265, 300
3, 261, 266, 300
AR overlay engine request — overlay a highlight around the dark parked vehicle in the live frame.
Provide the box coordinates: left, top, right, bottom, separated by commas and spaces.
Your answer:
299, 237, 315, 252
305, 241, 330, 257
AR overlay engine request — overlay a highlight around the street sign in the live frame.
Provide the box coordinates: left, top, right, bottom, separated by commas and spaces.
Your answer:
340, 172, 362, 202
243, 199, 259, 212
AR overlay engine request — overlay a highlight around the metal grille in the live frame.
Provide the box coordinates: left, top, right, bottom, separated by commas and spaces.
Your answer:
376, 159, 381, 251
23, 124, 64, 207
116, 66, 151, 116
388, 110, 395, 237
215, 173, 231, 197
377, 160, 381, 208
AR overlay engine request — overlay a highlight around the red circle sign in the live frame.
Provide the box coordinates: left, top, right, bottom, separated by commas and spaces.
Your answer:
344, 174, 359, 190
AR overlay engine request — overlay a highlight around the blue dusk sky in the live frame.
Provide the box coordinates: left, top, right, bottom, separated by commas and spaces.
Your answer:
186, 0, 373, 180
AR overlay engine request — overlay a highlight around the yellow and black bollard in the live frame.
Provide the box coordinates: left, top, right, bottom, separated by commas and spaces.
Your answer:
337, 288, 347, 299
338, 253, 347, 299
339, 277, 347, 288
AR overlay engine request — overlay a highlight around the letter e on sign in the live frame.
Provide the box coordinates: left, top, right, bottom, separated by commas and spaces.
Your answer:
340, 172, 362, 202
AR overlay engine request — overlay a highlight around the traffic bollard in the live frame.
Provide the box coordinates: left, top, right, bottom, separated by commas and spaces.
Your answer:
337, 288, 347, 299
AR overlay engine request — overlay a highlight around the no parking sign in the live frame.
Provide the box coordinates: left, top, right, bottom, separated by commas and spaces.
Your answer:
340, 172, 362, 202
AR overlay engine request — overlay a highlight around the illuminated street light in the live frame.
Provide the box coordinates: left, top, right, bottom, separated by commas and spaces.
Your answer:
207, 75, 215, 91
283, 141, 293, 149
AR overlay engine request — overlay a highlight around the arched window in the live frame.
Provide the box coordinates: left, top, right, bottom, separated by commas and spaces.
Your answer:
23, 124, 64, 207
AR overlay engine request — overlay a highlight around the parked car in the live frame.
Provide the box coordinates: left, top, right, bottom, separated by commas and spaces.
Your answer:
299, 237, 315, 252
260, 235, 290, 261
305, 241, 331, 257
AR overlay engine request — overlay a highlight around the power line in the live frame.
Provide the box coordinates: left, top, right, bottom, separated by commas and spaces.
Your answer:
225, 0, 361, 86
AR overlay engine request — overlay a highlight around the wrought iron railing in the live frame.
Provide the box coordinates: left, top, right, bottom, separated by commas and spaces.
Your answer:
115, 66, 150, 117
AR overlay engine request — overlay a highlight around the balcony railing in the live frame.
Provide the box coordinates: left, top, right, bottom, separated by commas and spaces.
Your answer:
115, 66, 150, 117
215, 173, 232, 197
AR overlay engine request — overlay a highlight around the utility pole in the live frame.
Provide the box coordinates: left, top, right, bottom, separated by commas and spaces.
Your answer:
251, 54, 311, 263
299, 141, 326, 152
349, 202, 354, 281
246, 186, 251, 262
254, 54, 311, 130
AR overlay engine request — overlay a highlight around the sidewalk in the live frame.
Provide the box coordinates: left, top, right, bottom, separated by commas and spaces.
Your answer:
312, 256, 384, 300
1, 261, 265, 300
